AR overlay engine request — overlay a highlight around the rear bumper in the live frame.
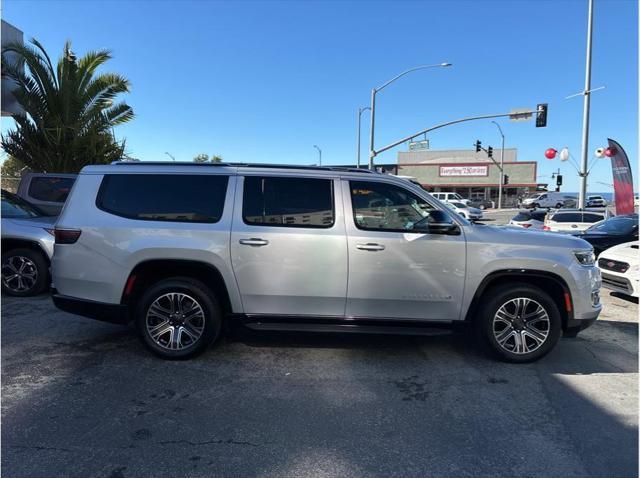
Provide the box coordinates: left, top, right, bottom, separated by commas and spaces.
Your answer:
52, 293, 129, 325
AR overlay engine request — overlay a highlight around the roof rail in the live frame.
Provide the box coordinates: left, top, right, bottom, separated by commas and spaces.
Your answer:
109, 161, 377, 174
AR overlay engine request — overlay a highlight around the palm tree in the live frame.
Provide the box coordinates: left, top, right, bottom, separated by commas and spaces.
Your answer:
1, 39, 134, 173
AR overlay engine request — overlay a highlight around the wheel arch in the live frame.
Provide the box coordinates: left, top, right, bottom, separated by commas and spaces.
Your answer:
465, 270, 574, 331
120, 259, 234, 321
1, 238, 50, 265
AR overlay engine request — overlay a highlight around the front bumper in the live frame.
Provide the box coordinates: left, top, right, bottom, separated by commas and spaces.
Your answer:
52, 293, 130, 325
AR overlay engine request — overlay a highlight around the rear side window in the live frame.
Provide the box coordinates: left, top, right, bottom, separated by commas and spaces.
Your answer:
552, 212, 603, 223
513, 212, 531, 221
97, 174, 228, 223
243, 176, 334, 228
531, 211, 547, 221
28, 176, 75, 202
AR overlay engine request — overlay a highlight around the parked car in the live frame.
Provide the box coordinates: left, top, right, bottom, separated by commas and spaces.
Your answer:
597, 242, 639, 298
521, 192, 574, 209
52, 162, 602, 362
1, 190, 56, 296
574, 214, 639, 255
444, 201, 483, 221
509, 210, 548, 230
431, 191, 471, 205
543, 209, 613, 233
468, 198, 493, 210
586, 195, 607, 208
16, 172, 77, 215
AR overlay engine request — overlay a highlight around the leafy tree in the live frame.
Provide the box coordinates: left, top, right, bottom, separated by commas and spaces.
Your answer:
0, 156, 29, 177
193, 153, 223, 163
1, 39, 134, 173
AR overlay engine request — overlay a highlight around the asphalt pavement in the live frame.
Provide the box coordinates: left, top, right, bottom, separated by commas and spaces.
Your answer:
1, 288, 637, 478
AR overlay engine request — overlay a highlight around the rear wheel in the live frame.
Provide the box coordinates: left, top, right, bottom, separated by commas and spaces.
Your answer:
476, 284, 561, 362
532, 203, 540, 209
555, 202, 563, 209
1, 248, 48, 297
135, 278, 222, 359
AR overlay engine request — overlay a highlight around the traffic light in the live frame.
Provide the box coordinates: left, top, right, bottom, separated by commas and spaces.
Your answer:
556, 174, 563, 186
475, 140, 481, 153
503, 175, 509, 185
487, 146, 493, 158
536, 103, 548, 128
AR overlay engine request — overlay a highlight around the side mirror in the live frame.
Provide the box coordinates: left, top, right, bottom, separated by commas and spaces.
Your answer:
426, 210, 460, 235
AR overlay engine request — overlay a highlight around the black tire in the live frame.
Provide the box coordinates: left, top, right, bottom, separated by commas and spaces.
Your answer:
476, 283, 561, 363
479, 204, 486, 210
135, 277, 222, 359
555, 202, 563, 209
532, 203, 540, 209
1, 248, 49, 297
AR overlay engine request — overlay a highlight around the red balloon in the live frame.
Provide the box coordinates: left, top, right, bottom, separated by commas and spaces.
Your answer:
604, 147, 616, 157
545, 148, 557, 159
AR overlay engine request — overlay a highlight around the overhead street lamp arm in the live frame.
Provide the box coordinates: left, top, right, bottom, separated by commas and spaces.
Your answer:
375, 111, 527, 157
374, 63, 452, 92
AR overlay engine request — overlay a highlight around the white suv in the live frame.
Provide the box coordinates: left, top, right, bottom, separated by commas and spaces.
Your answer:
430, 192, 471, 205
51, 162, 602, 361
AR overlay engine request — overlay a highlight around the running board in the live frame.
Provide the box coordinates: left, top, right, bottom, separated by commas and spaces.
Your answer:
234, 315, 457, 336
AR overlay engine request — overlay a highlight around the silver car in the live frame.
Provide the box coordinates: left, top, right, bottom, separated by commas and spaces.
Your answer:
1, 190, 56, 296
51, 163, 602, 362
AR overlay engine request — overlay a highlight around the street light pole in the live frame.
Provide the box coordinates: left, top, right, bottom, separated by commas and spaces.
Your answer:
491, 121, 505, 209
368, 62, 452, 170
578, 0, 594, 209
357, 106, 371, 168
313, 145, 322, 166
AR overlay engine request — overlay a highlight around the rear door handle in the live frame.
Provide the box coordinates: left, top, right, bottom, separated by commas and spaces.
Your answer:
239, 238, 269, 246
356, 243, 385, 251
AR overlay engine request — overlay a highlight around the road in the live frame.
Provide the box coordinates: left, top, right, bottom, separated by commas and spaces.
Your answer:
2, 288, 637, 478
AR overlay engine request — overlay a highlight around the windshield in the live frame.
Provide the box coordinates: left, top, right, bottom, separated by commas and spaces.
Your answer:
451, 194, 463, 200
1, 191, 43, 218
586, 216, 638, 234
450, 202, 466, 208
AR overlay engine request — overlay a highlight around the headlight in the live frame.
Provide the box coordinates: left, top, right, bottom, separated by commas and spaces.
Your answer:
574, 250, 596, 266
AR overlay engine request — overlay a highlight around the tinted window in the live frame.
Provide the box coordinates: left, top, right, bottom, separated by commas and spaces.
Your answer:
243, 176, 334, 228
531, 211, 548, 221
97, 174, 228, 223
350, 180, 436, 232
587, 217, 638, 234
1, 191, 42, 218
28, 176, 75, 202
513, 212, 532, 221
552, 212, 604, 223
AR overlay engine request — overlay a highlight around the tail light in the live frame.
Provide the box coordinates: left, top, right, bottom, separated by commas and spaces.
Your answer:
522, 224, 531, 228
55, 228, 82, 244
543, 225, 551, 231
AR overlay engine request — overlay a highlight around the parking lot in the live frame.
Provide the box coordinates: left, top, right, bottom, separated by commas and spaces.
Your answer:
2, 284, 637, 477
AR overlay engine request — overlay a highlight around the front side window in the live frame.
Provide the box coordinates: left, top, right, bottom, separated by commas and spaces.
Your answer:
28, 176, 75, 203
243, 176, 334, 228
350, 180, 436, 232
97, 174, 228, 223
587, 217, 638, 234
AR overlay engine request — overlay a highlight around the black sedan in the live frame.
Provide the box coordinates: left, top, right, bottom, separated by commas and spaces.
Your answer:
573, 214, 638, 255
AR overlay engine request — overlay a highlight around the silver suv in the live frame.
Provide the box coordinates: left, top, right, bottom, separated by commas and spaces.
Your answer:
52, 163, 602, 362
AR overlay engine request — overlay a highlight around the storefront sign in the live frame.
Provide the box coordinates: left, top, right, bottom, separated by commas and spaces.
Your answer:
439, 165, 488, 177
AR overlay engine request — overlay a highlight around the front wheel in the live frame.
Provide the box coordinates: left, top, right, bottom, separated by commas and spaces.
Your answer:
135, 278, 222, 359
555, 202, 563, 209
476, 284, 561, 362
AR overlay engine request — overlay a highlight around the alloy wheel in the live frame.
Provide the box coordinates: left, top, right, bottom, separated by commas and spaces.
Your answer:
492, 297, 550, 354
2, 255, 38, 293
145, 292, 205, 350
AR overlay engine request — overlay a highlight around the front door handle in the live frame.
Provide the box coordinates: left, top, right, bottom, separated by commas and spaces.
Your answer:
356, 243, 385, 251
239, 238, 269, 247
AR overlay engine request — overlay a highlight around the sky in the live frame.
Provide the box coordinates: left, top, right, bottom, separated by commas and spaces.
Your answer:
1, 0, 637, 193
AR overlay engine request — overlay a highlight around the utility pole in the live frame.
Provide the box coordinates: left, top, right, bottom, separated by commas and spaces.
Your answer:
313, 145, 322, 166
357, 107, 370, 168
578, 0, 594, 209
491, 121, 505, 209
